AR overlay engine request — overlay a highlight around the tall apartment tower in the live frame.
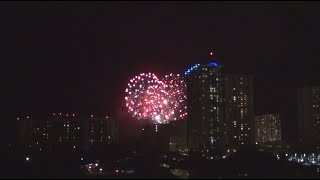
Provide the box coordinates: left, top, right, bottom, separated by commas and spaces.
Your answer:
298, 86, 320, 146
185, 62, 225, 151
224, 74, 255, 148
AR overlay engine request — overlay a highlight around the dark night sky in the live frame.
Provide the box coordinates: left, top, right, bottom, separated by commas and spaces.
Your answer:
1, 1, 320, 145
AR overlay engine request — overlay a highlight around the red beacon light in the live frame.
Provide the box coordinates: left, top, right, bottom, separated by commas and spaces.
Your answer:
66, 114, 69, 117
105, 116, 108, 119
72, 113, 75, 117
91, 114, 94, 118
210, 51, 215, 56
27, 116, 29, 119
59, 112, 62, 116
53, 113, 56, 116
17, 117, 20, 121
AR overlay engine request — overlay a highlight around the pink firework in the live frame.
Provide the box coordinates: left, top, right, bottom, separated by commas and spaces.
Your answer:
162, 73, 187, 121
125, 73, 165, 123
125, 73, 187, 124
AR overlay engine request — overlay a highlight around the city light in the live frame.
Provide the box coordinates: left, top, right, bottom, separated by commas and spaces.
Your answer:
209, 62, 218, 67
25, 156, 30, 162
184, 63, 201, 75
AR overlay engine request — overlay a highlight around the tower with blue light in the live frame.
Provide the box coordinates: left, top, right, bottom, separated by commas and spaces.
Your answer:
185, 52, 226, 153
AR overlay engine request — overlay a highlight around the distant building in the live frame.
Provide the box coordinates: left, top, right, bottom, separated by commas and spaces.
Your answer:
185, 62, 225, 151
159, 120, 187, 153
255, 114, 281, 144
48, 113, 81, 149
169, 136, 187, 153
16, 114, 32, 147
298, 86, 320, 146
224, 74, 254, 148
84, 115, 119, 150
138, 119, 160, 153
15, 113, 119, 151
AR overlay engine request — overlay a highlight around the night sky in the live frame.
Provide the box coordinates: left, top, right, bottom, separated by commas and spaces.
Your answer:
1, 1, 320, 145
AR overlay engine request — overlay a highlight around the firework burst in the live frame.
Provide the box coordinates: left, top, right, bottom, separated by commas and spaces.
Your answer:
125, 73, 187, 124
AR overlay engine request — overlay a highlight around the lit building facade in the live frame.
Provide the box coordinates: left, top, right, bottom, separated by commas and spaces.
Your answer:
224, 74, 254, 148
15, 113, 119, 151
298, 86, 320, 146
255, 114, 281, 144
185, 62, 225, 151
48, 113, 81, 149
84, 115, 119, 149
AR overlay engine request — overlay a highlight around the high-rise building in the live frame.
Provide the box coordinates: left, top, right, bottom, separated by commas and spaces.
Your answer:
298, 86, 320, 146
185, 62, 225, 151
224, 74, 254, 148
255, 114, 281, 144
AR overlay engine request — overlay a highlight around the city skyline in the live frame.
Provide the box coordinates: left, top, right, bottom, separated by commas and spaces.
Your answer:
3, 1, 320, 179
3, 1, 320, 147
